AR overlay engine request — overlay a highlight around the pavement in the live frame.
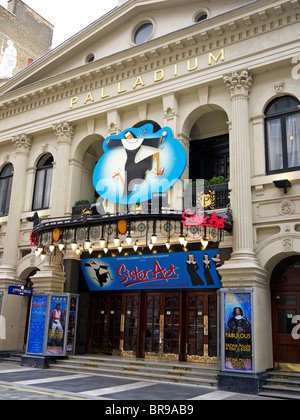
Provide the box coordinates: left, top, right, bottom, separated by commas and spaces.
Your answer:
0, 361, 278, 402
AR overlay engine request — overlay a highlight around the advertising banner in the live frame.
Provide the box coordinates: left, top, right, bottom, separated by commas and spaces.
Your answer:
27, 295, 48, 355
81, 250, 222, 291
46, 295, 68, 355
93, 124, 187, 205
223, 292, 253, 372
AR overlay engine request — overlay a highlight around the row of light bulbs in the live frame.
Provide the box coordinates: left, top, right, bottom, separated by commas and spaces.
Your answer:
35, 233, 209, 260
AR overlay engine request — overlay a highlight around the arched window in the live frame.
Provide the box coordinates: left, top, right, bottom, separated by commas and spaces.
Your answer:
32, 154, 53, 211
0, 163, 13, 216
265, 96, 300, 174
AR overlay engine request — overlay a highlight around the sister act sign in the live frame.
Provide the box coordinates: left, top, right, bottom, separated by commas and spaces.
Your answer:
80, 250, 222, 292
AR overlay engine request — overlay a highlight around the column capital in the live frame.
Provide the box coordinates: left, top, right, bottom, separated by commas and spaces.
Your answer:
52, 121, 74, 143
223, 68, 252, 99
11, 133, 32, 155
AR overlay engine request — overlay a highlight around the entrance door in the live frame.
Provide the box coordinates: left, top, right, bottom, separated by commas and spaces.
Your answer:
272, 292, 300, 364
88, 293, 138, 355
88, 290, 218, 363
144, 292, 181, 359
271, 257, 300, 365
185, 292, 218, 363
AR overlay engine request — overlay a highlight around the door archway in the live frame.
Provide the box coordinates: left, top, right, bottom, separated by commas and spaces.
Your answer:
271, 256, 300, 367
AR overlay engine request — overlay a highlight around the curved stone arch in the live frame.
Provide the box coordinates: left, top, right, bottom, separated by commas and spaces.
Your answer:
16, 255, 41, 282
68, 133, 105, 209
180, 103, 230, 140
251, 82, 300, 117
27, 145, 57, 169
72, 133, 105, 163
256, 233, 300, 279
0, 159, 15, 174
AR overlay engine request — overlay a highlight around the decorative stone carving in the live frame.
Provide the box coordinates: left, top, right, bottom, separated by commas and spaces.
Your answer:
52, 121, 74, 143
223, 68, 252, 98
11, 133, 32, 155
279, 200, 295, 215
274, 81, 285, 95
283, 238, 292, 252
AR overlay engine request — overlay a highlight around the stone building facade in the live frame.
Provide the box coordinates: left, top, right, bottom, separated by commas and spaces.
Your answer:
0, 0, 299, 394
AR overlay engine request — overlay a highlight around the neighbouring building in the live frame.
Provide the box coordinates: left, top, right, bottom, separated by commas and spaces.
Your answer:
0, 0, 53, 81
0, 0, 299, 395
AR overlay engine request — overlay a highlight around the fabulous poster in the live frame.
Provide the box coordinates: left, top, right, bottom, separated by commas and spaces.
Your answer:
81, 250, 222, 291
224, 292, 253, 372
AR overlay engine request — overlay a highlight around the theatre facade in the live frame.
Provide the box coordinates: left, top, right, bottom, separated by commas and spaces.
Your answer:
0, 0, 300, 393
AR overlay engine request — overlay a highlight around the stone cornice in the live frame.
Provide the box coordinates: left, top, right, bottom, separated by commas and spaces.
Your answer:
0, 0, 299, 121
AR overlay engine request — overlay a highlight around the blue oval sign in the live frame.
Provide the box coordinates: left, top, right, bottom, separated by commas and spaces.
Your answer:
93, 124, 187, 204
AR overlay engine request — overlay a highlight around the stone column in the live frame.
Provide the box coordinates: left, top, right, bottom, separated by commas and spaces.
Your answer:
217, 70, 272, 391
51, 121, 74, 217
223, 69, 256, 261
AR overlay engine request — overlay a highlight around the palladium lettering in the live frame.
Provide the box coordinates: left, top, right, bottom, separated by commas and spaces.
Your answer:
70, 49, 225, 109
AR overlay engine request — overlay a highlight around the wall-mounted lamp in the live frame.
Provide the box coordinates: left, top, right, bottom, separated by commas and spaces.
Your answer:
273, 179, 291, 194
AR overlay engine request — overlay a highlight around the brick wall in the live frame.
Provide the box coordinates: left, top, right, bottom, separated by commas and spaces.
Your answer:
0, 0, 53, 76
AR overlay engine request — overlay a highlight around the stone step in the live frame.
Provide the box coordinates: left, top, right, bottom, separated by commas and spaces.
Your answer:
50, 355, 219, 387
0, 352, 23, 364
261, 386, 300, 400
260, 371, 300, 400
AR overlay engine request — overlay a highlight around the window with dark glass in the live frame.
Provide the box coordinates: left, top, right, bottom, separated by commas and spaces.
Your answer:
265, 96, 300, 174
134, 22, 153, 45
32, 154, 53, 211
0, 163, 13, 216
189, 134, 230, 181
195, 12, 208, 23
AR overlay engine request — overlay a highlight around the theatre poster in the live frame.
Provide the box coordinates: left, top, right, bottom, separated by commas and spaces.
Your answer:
221, 290, 254, 373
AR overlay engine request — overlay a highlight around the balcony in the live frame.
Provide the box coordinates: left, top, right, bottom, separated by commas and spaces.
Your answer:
185, 182, 230, 212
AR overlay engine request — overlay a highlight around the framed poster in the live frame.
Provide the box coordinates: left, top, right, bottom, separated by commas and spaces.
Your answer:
221, 289, 254, 373
46, 295, 68, 355
66, 296, 78, 355
27, 295, 48, 355
26, 293, 79, 357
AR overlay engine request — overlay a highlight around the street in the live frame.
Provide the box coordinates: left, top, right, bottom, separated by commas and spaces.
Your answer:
0, 362, 276, 402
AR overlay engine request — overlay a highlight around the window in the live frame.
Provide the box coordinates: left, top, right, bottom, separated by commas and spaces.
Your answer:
32, 154, 53, 211
265, 96, 300, 174
189, 135, 230, 181
134, 22, 153, 45
0, 163, 13, 216
195, 12, 208, 23
85, 53, 95, 63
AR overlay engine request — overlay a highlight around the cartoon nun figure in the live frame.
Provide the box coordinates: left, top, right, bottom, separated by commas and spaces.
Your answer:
84, 261, 113, 288
107, 130, 166, 198
212, 253, 222, 282
203, 254, 215, 286
186, 254, 205, 286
